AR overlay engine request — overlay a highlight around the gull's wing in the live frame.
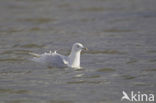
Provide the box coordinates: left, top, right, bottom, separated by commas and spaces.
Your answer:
32, 52, 69, 67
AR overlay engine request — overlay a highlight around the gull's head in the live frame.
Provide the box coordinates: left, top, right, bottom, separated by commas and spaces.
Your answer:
72, 43, 87, 52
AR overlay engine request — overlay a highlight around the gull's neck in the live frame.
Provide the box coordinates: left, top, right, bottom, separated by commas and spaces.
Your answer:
69, 50, 81, 68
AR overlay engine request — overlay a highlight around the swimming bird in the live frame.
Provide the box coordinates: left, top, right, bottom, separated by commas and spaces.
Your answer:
29, 43, 87, 69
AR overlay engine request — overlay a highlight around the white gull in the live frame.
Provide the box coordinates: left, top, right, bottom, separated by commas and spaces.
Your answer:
30, 43, 87, 69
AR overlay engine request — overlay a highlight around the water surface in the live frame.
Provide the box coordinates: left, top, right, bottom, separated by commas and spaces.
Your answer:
0, 0, 156, 103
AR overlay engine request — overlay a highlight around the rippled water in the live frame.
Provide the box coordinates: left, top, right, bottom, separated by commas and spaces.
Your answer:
0, 0, 156, 103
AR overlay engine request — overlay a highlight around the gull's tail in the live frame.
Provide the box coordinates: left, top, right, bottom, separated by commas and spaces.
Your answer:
29, 52, 40, 58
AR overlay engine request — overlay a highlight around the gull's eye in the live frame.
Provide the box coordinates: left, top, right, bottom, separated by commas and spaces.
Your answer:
76, 45, 80, 48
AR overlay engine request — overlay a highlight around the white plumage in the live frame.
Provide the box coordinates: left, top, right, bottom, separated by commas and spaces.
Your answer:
30, 43, 87, 69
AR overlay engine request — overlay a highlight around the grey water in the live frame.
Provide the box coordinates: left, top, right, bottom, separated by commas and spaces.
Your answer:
0, 0, 156, 103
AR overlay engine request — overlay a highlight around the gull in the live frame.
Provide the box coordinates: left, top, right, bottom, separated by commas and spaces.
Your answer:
29, 43, 87, 69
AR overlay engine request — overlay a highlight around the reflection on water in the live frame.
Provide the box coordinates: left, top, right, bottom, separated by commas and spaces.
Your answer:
144, 68, 156, 72
126, 58, 137, 64
0, 58, 25, 62
121, 74, 136, 80
0, 0, 156, 103
97, 68, 115, 72
0, 88, 29, 94
67, 80, 101, 84
86, 50, 125, 54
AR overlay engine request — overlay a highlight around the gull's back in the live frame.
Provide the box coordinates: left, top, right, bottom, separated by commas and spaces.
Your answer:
32, 52, 69, 68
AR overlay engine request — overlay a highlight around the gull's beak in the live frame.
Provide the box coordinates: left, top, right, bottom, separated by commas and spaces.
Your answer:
82, 47, 88, 51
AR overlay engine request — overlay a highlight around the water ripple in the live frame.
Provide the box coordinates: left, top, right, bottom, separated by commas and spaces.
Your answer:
97, 68, 115, 72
